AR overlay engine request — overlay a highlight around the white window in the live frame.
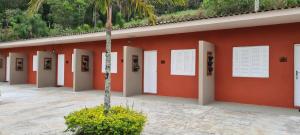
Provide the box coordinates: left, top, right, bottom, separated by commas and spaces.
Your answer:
102, 52, 117, 73
233, 46, 269, 78
33, 55, 37, 71
72, 53, 74, 72
171, 49, 196, 76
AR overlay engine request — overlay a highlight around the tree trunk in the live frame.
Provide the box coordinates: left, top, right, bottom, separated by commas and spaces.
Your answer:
255, 0, 260, 12
104, 5, 113, 115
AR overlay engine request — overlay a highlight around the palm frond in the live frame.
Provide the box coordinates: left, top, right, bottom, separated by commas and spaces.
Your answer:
129, 0, 156, 24
27, 0, 44, 15
129, 0, 186, 24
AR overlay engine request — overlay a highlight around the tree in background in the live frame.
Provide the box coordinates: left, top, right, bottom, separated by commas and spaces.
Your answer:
201, 0, 254, 17
260, 0, 300, 10
46, 0, 89, 28
0, 0, 29, 13
28, 0, 186, 114
1, 9, 48, 41
201, 0, 300, 17
12, 12, 49, 39
0, 0, 30, 41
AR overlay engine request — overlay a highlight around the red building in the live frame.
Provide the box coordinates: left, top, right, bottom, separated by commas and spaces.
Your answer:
1, 7, 300, 108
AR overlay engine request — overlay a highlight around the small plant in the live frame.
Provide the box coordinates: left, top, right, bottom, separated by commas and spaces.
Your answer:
64, 105, 147, 135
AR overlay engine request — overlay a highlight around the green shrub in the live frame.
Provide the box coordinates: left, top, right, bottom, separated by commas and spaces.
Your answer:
201, 0, 300, 17
115, 12, 126, 28
64, 105, 147, 135
201, 0, 254, 17
260, 0, 300, 10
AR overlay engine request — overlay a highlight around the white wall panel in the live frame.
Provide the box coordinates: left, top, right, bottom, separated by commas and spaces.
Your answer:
33, 55, 37, 71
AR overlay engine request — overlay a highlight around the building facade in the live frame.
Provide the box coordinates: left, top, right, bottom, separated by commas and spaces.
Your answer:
1, 8, 300, 108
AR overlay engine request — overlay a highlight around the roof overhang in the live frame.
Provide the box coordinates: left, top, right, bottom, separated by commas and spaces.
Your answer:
1, 8, 300, 48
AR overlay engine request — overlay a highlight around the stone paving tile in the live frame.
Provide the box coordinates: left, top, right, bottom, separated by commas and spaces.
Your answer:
0, 83, 300, 135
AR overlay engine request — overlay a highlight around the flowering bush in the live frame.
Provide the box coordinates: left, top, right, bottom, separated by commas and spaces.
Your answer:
64, 105, 147, 135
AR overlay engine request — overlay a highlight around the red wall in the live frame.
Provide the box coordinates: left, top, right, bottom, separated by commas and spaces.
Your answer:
1, 22, 300, 108
210, 24, 298, 108
1, 47, 38, 84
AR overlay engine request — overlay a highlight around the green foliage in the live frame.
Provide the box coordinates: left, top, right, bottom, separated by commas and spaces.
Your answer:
260, 0, 300, 10
201, 0, 300, 17
156, 9, 202, 22
115, 12, 125, 28
123, 9, 201, 28
14, 15, 49, 38
96, 20, 104, 28
1, 9, 49, 41
48, 24, 64, 36
0, 28, 18, 41
288, 0, 300, 5
150, 0, 202, 15
75, 24, 92, 32
201, 0, 254, 17
47, 0, 89, 28
0, 0, 29, 12
64, 105, 147, 135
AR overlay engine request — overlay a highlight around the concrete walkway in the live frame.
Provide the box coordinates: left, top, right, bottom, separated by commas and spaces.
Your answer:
0, 83, 300, 135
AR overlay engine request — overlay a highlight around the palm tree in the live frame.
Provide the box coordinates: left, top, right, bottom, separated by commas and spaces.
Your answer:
28, 0, 186, 114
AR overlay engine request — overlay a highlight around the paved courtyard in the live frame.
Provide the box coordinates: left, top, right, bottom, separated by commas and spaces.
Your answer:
0, 83, 300, 135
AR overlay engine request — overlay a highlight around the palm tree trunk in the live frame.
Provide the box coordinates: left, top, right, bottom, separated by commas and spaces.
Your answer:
104, 5, 112, 115
255, 0, 260, 12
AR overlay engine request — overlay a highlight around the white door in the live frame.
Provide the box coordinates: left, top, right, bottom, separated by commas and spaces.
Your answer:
144, 51, 157, 94
33, 55, 37, 71
295, 45, 300, 107
72, 53, 74, 72
6, 56, 10, 82
57, 54, 65, 86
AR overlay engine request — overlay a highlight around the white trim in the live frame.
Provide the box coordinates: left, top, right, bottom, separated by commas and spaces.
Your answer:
72, 53, 74, 72
33, 55, 37, 71
1, 8, 300, 48
6, 56, 10, 82
294, 44, 300, 107
57, 54, 65, 86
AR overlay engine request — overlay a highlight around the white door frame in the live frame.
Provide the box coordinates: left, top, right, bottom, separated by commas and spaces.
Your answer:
57, 54, 65, 86
143, 50, 157, 94
294, 44, 300, 107
6, 56, 10, 82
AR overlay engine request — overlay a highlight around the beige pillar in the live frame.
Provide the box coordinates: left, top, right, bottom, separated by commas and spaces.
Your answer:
0, 55, 6, 82
36, 51, 57, 88
123, 46, 143, 97
73, 49, 93, 91
9, 53, 28, 85
199, 41, 215, 105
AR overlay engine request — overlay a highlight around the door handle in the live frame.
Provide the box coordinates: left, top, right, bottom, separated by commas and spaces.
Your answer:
297, 70, 299, 80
